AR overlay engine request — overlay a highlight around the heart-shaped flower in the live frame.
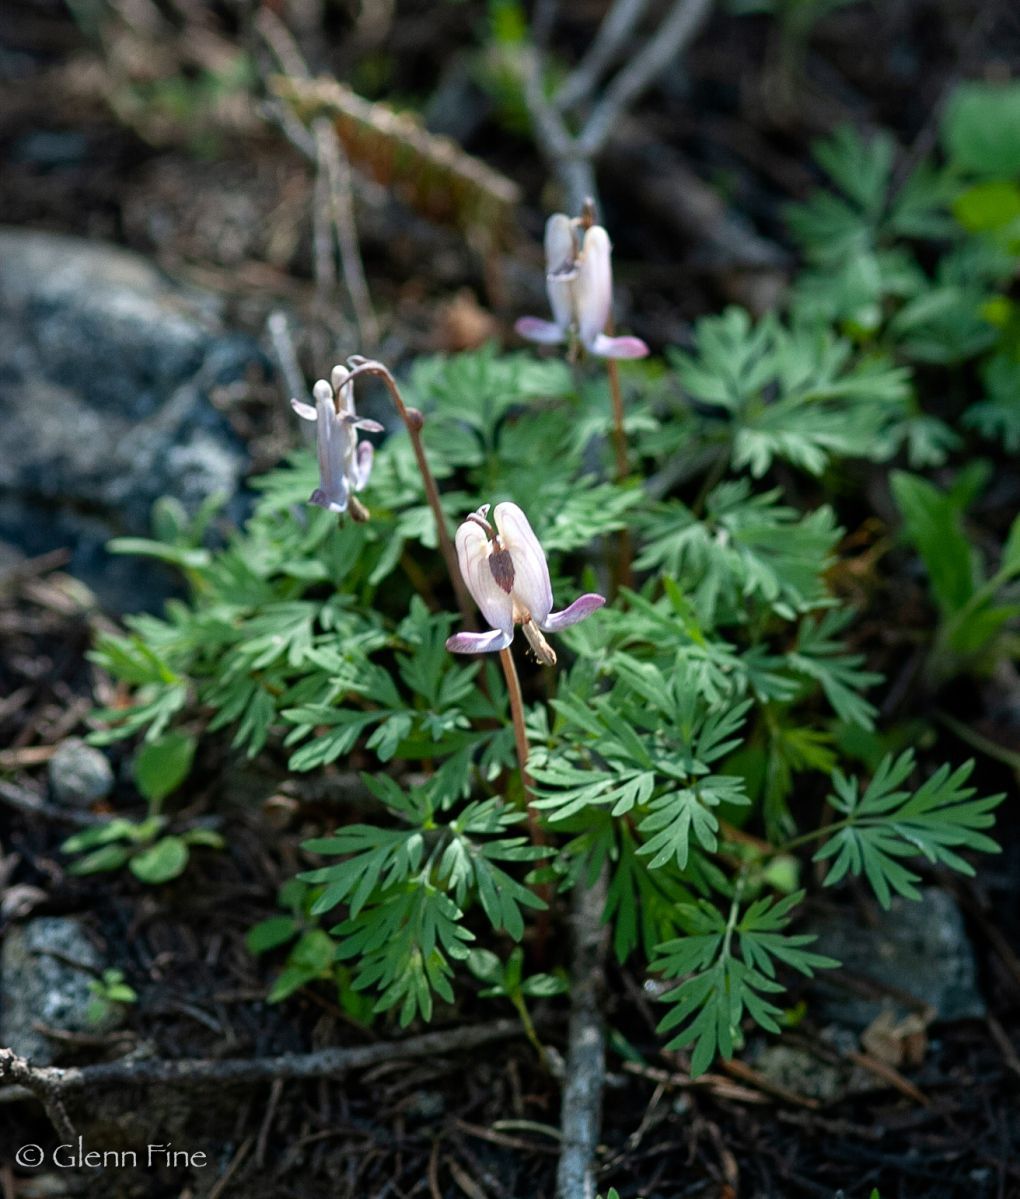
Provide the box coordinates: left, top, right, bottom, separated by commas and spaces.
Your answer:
515, 213, 648, 360
445, 501, 605, 666
291, 364, 383, 518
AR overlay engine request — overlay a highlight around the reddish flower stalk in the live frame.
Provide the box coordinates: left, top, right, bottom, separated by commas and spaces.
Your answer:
343, 356, 474, 627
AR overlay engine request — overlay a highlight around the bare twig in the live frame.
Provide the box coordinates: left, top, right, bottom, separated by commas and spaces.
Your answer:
532, 0, 560, 50
579, 0, 714, 157
524, 51, 596, 213
0, 1049, 77, 1142
311, 124, 339, 298
555, 0, 652, 113
207, 1136, 254, 1199
316, 119, 379, 345
0, 780, 103, 828
0, 1021, 523, 1111
523, 0, 715, 210
256, 7, 378, 345
253, 6, 307, 79
266, 310, 309, 408
556, 869, 609, 1199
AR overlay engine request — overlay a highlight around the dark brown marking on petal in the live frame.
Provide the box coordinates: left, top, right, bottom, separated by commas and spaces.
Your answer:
488, 547, 516, 594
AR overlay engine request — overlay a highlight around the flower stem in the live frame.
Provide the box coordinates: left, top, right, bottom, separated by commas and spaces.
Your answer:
606, 357, 628, 481
345, 358, 474, 627
499, 646, 552, 961
606, 357, 633, 593
499, 647, 538, 826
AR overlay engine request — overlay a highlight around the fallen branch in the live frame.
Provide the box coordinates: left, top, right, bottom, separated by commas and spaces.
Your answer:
0, 1050, 77, 1142
556, 870, 609, 1199
0, 1019, 522, 1107
0, 780, 102, 828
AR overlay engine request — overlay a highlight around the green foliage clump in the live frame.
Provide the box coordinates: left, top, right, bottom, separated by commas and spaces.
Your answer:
83, 82, 1013, 1074
786, 83, 1020, 468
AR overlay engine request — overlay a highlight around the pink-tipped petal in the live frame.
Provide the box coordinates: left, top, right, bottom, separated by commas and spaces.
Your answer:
493, 502, 553, 626
351, 417, 385, 433
542, 593, 606, 632
455, 519, 514, 635
445, 628, 514, 655
291, 398, 318, 421
354, 441, 374, 491
576, 226, 614, 351
588, 332, 650, 359
309, 484, 349, 514
515, 316, 567, 345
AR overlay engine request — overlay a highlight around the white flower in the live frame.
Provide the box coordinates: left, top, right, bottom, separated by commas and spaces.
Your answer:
515, 213, 649, 359
445, 501, 605, 666
291, 365, 383, 516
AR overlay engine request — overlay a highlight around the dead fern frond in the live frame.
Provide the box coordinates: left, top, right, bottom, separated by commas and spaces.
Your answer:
269, 75, 521, 249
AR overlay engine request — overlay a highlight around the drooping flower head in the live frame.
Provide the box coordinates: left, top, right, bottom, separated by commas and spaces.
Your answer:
291, 364, 383, 519
515, 213, 649, 360
445, 501, 605, 666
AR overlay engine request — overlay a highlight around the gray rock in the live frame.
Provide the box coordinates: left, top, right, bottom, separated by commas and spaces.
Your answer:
48, 738, 115, 807
751, 1043, 849, 1103
0, 917, 105, 1064
806, 887, 984, 1028
0, 228, 265, 612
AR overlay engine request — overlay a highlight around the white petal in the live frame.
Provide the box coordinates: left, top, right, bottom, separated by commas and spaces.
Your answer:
312, 378, 334, 407
291, 398, 318, 421
354, 441, 374, 491
331, 365, 355, 415
315, 393, 353, 508
576, 226, 614, 351
446, 628, 514, 655
546, 276, 576, 334
544, 213, 578, 333
493, 502, 553, 626
455, 518, 514, 634
544, 213, 576, 275
515, 316, 567, 345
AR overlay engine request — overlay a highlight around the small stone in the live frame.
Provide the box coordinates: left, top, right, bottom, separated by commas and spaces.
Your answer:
48, 738, 114, 807
806, 888, 985, 1028
0, 917, 108, 1064
404, 1090, 445, 1120
752, 1043, 848, 1103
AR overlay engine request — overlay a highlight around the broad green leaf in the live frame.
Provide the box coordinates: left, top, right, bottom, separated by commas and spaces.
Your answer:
134, 731, 196, 805
68, 844, 134, 875
246, 916, 299, 955
130, 836, 190, 883
943, 82, 1020, 176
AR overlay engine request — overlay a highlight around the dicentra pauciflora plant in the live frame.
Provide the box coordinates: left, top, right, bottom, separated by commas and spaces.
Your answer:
82, 95, 1013, 1075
